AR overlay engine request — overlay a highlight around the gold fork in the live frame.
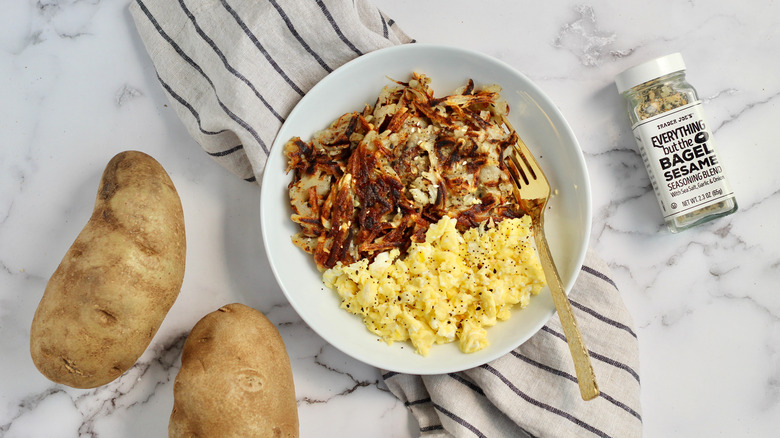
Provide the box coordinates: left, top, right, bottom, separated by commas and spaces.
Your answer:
502, 118, 600, 401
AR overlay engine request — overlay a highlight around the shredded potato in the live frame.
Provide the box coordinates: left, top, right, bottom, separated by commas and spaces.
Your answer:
285, 73, 525, 271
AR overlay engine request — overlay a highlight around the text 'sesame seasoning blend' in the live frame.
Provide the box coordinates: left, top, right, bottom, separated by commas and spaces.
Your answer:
615, 53, 737, 233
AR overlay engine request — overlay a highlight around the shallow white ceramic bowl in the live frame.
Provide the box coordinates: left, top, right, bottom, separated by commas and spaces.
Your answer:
260, 44, 591, 374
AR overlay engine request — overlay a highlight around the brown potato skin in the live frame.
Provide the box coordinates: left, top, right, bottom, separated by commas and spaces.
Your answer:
169, 303, 299, 438
30, 150, 186, 389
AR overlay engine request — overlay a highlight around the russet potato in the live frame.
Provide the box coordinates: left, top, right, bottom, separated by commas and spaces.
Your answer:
30, 150, 186, 389
169, 303, 299, 438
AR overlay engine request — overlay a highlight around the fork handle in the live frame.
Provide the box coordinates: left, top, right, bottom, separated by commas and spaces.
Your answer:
536, 233, 600, 401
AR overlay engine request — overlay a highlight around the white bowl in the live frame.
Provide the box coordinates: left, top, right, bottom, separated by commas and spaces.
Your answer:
260, 44, 591, 374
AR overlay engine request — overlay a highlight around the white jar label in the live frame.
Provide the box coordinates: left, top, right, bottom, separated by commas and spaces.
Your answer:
631, 101, 734, 219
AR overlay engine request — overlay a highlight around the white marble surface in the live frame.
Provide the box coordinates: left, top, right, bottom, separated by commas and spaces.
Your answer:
1, 0, 778, 436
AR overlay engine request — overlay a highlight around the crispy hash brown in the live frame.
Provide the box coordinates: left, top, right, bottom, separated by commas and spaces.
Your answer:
285, 73, 526, 271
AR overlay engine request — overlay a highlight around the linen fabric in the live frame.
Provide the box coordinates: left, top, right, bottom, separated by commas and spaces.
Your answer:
130, 1, 642, 436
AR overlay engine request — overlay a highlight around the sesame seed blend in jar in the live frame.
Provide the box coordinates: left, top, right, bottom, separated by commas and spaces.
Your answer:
615, 53, 738, 233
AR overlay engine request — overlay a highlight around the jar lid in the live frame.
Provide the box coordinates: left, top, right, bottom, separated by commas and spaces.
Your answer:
614, 53, 686, 94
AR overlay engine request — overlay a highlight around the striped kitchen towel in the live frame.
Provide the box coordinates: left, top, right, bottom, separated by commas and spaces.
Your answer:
130, 1, 641, 437
382, 250, 642, 438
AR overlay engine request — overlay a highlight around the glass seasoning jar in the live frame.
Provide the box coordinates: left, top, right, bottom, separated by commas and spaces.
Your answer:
615, 53, 738, 233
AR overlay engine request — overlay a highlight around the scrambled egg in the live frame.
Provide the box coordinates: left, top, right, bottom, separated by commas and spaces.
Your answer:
322, 216, 546, 356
